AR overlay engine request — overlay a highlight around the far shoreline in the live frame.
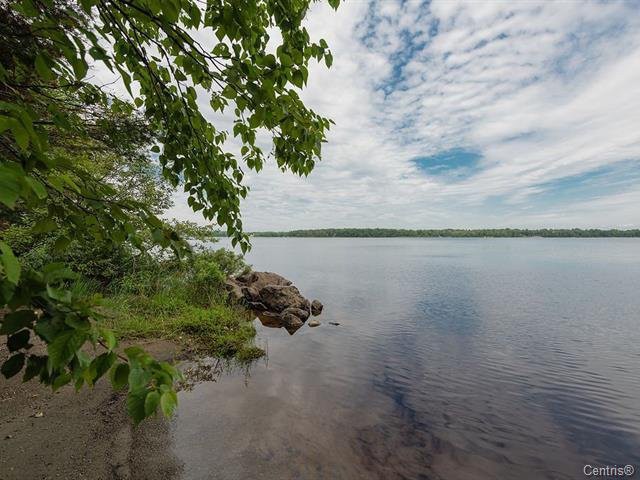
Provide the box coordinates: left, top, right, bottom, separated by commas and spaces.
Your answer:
212, 228, 640, 239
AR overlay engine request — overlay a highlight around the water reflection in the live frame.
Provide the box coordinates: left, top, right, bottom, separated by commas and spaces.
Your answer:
177, 358, 224, 392
171, 238, 640, 480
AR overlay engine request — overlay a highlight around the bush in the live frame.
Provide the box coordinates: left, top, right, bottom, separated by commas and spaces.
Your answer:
196, 248, 251, 277
3, 207, 262, 363
2, 219, 136, 286
190, 254, 227, 302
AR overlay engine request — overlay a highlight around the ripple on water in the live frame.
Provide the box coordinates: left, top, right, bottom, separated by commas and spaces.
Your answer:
173, 238, 640, 479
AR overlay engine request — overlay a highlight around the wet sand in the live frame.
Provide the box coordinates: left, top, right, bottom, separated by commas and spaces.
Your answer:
0, 340, 182, 480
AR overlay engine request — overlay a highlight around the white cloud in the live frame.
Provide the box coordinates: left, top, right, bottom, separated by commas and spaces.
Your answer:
157, 1, 640, 229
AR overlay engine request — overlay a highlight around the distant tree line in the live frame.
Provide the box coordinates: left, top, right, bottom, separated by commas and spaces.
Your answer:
247, 228, 640, 238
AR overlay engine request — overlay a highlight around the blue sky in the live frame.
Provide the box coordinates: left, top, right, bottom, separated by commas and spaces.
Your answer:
158, 1, 640, 229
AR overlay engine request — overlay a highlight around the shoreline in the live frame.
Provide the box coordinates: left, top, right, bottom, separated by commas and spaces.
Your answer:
0, 339, 183, 480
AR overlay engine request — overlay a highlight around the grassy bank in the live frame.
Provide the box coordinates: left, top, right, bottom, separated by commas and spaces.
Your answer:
89, 249, 264, 363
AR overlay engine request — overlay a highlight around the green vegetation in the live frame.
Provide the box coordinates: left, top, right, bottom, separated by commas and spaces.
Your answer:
1, 0, 338, 424
103, 249, 264, 363
251, 228, 640, 238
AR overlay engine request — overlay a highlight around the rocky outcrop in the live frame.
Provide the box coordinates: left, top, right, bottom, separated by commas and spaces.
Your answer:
225, 271, 323, 333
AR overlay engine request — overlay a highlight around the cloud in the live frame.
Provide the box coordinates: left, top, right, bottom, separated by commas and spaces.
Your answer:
158, 1, 640, 229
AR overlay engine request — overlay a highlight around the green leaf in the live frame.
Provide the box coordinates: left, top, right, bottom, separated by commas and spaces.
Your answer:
221, 85, 236, 99
174, 69, 187, 82
48, 329, 86, 368
11, 121, 29, 151
128, 365, 151, 393
162, 1, 179, 22
72, 57, 88, 79
0, 166, 21, 208
0, 115, 11, 133
32, 218, 58, 234
0, 241, 20, 285
33, 319, 57, 343
52, 372, 72, 391
1, 353, 25, 379
144, 390, 160, 416
101, 328, 117, 350
88, 352, 116, 384
59, 174, 81, 193
0, 310, 36, 335
42, 262, 76, 282
325, 52, 333, 68
7, 329, 31, 352
46, 284, 71, 303
23, 355, 47, 382
35, 53, 54, 80
291, 70, 304, 88
76, 350, 91, 369
127, 390, 147, 425
279, 52, 292, 66
109, 362, 130, 390
25, 177, 48, 200
159, 362, 179, 379
53, 236, 71, 252
160, 390, 178, 418
124, 346, 145, 360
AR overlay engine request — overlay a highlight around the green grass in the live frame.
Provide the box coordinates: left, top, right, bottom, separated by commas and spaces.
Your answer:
99, 251, 264, 363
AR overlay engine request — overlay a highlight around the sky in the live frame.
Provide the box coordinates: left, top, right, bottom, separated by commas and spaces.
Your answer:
127, 1, 640, 230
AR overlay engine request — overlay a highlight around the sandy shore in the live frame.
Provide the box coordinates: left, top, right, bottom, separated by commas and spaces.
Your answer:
0, 340, 183, 480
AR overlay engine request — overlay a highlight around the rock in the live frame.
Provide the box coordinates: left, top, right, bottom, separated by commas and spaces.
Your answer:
227, 271, 321, 333
281, 312, 304, 329
258, 285, 309, 313
311, 300, 323, 316
242, 286, 260, 302
308, 319, 321, 327
224, 280, 244, 302
238, 271, 291, 290
281, 307, 310, 322
247, 301, 268, 311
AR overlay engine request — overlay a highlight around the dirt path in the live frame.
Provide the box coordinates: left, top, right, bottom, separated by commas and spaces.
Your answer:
0, 340, 183, 480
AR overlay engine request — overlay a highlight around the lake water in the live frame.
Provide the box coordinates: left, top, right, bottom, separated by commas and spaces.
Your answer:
172, 238, 640, 479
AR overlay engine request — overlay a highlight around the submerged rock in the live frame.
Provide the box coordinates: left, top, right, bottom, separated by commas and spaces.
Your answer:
226, 271, 322, 333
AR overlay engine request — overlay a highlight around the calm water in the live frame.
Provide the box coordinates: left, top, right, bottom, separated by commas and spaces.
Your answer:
172, 238, 640, 479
